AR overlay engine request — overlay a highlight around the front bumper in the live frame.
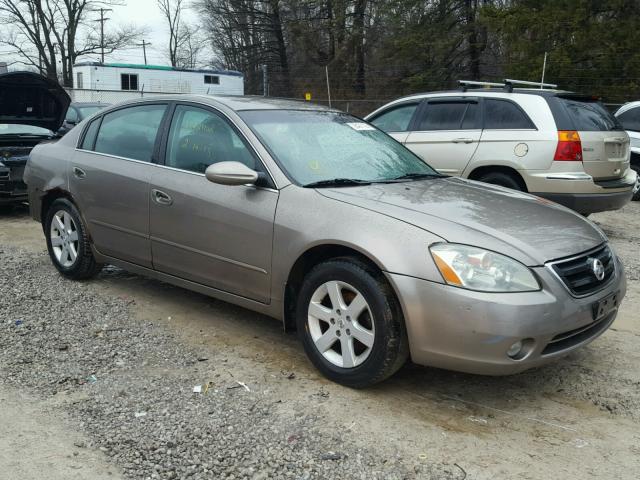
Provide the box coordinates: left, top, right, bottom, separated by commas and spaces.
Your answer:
0, 157, 28, 205
386, 255, 626, 375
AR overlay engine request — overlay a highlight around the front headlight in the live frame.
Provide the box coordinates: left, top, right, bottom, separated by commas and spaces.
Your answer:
429, 243, 540, 293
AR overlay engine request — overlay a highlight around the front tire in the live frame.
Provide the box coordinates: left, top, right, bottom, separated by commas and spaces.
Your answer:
296, 258, 409, 388
44, 198, 102, 279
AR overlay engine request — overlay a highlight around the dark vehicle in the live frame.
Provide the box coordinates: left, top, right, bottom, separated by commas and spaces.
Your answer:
58, 102, 109, 136
0, 71, 70, 207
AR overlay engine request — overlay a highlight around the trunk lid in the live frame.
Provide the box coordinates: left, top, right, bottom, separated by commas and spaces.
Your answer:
0, 71, 70, 132
579, 131, 630, 180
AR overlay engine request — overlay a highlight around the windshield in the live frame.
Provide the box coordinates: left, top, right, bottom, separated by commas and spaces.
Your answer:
77, 106, 105, 119
0, 123, 52, 136
239, 110, 438, 185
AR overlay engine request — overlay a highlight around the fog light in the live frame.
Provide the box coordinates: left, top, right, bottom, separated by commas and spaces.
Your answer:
507, 341, 524, 359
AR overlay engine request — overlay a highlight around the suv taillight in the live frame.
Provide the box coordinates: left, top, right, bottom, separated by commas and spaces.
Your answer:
554, 130, 583, 161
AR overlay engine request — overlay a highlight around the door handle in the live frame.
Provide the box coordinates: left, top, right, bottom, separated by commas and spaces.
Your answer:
152, 189, 173, 206
73, 166, 86, 178
452, 138, 474, 144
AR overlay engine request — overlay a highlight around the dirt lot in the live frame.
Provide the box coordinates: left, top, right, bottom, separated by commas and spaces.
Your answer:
1, 201, 639, 479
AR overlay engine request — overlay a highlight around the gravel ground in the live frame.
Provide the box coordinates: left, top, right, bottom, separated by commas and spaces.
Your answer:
0, 247, 459, 480
1, 202, 640, 479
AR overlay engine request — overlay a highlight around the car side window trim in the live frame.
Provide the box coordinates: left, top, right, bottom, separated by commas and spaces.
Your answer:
157, 101, 277, 189
481, 97, 537, 130
77, 115, 104, 151
76, 102, 170, 160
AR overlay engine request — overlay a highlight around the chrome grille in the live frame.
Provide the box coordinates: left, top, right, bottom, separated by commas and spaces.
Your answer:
549, 244, 615, 296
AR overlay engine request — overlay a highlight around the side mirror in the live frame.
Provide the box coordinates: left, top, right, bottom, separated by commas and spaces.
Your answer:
205, 161, 259, 186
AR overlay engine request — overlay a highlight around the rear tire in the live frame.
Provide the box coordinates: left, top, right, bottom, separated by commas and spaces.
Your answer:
476, 171, 524, 191
44, 198, 102, 280
295, 257, 409, 388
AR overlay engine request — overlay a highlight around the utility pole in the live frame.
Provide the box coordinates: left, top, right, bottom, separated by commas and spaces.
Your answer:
262, 64, 268, 96
94, 8, 112, 64
136, 40, 151, 65
540, 51, 548, 89
325, 65, 332, 108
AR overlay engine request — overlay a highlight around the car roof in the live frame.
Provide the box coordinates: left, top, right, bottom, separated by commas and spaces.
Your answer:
103, 94, 339, 113
387, 88, 579, 104
71, 102, 109, 107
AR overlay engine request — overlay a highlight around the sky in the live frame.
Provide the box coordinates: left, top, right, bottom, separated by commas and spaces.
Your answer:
0, 0, 202, 69
98, 0, 200, 66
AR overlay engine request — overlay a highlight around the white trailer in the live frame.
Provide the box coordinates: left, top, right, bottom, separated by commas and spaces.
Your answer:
72, 62, 244, 95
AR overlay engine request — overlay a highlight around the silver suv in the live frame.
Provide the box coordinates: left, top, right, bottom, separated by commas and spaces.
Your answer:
366, 80, 637, 214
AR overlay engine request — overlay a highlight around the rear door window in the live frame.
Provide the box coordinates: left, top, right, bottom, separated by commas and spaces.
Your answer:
369, 103, 418, 132
559, 98, 622, 131
94, 104, 167, 162
416, 100, 479, 131
79, 117, 101, 150
617, 107, 640, 132
484, 99, 535, 129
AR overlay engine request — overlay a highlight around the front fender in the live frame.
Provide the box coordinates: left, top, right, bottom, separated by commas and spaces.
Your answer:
271, 187, 445, 304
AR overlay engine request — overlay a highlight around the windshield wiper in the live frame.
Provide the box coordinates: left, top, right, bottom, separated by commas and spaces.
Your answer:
388, 172, 447, 182
303, 178, 372, 188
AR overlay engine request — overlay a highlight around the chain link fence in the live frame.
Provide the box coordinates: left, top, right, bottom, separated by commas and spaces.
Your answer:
64, 88, 181, 104
64, 89, 388, 117
65, 88, 625, 118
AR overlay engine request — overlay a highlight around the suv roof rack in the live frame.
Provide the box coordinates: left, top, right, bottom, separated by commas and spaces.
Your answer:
458, 79, 558, 93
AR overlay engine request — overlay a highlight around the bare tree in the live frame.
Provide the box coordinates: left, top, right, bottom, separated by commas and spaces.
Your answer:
0, 0, 144, 86
175, 24, 206, 69
157, 0, 184, 67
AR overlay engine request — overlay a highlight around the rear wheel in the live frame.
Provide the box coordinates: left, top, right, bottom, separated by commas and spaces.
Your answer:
476, 171, 524, 191
296, 258, 409, 388
44, 198, 102, 279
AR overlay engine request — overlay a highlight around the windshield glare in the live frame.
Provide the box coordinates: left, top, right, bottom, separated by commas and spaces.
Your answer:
0, 124, 52, 136
240, 110, 437, 185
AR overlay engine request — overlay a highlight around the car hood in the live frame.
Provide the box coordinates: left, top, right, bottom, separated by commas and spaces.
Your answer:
0, 71, 70, 131
317, 177, 606, 266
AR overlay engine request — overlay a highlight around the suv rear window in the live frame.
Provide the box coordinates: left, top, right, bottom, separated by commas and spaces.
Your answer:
484, 99, 534, 129
559, 98, 623, 131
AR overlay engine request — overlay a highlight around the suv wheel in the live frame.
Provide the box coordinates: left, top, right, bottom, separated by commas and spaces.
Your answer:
632, 165, 640, 201
476, 171, 524, 191
44, 198, 102, 279
296, 258, 409, 388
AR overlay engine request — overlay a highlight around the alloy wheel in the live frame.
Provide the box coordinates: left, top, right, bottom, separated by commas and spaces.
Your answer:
50, 210, 79, 268
307, 280, 375, 368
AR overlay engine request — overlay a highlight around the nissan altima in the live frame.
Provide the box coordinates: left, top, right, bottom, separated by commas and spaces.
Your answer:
24, 96, 626, 387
